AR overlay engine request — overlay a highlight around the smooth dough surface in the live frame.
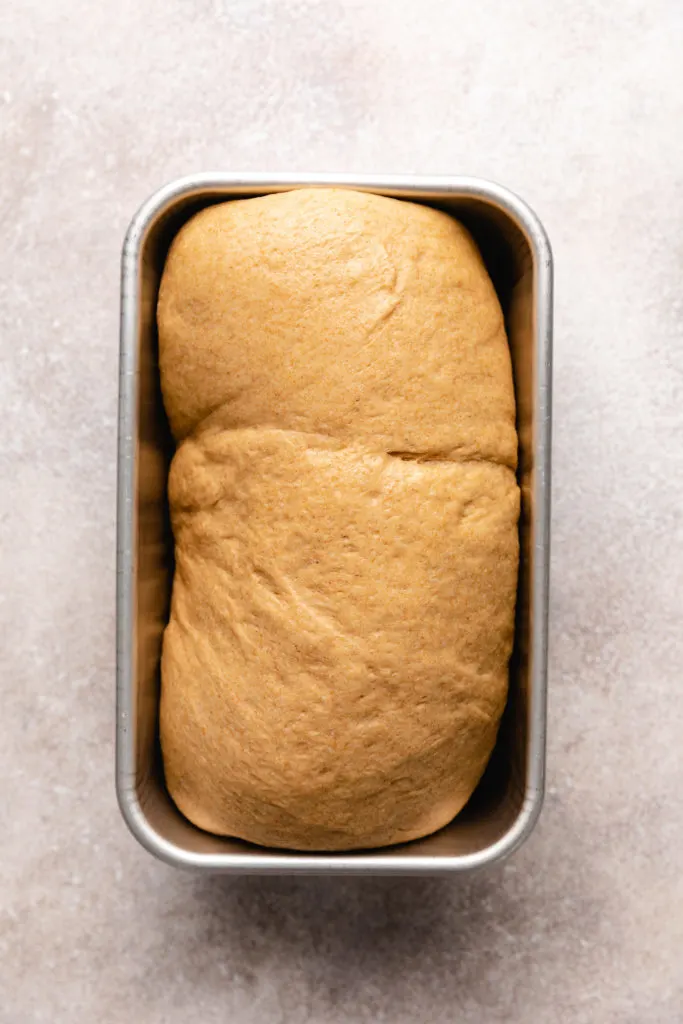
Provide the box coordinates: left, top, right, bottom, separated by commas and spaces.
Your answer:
158, 188, 519, 850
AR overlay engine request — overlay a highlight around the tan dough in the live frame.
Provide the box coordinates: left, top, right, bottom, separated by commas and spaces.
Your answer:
158, 188, 519, 851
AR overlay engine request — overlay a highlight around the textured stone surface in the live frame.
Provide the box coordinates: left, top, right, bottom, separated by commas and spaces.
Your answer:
1, 1, 682, 1021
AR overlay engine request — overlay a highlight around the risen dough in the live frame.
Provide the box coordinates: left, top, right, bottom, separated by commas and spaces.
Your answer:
158, 188, 519, 851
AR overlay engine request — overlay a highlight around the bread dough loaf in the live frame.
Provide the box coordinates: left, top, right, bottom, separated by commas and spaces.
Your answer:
158, 188, 519, 851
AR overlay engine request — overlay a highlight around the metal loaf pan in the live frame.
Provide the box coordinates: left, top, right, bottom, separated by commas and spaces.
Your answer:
117, 174, 552, 874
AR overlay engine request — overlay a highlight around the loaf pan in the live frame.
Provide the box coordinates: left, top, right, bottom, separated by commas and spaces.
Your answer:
117, 174, 552, 874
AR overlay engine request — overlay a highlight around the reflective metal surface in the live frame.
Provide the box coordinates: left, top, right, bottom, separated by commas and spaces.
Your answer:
117, 174, 553, 874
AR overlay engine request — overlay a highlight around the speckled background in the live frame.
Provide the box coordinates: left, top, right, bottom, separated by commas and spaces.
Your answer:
2, 1, 683, 1021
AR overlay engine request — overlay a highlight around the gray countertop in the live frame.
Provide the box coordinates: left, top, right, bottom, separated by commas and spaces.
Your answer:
2, 1, 682, 1021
